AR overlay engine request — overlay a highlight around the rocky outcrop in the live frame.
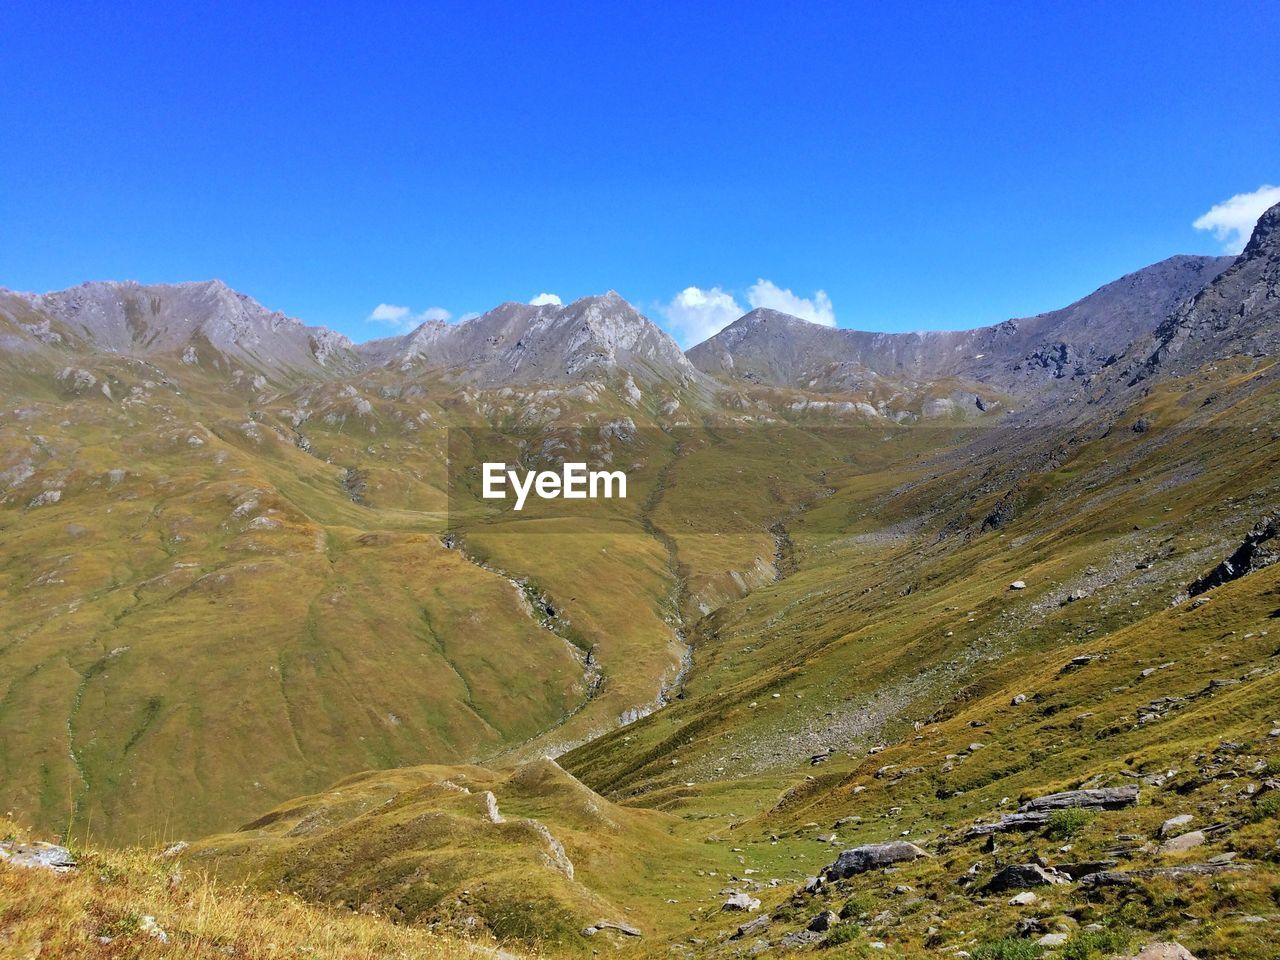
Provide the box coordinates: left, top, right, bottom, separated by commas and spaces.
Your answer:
985, 863, 1070, 891
1018, 785, 1139, 812
1143, 200, 1280, 377
0, 840, 77, 873
823, 841, 930, 879
1189, 514, 1279, 596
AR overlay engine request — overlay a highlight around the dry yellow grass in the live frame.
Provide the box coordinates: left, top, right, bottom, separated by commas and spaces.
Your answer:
0, 817, 516, 960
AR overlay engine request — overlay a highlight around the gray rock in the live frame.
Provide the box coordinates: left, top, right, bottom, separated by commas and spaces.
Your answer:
807, 911, 839, 932
779, 930, 823, 948
1157, 814, 1194, 838
967, 811, 1052, 836
1123, 944, 1199, 960
722, 892, 761, 912
824, 841, 930, 878
986, 863, 1070, 892
731, 915, 772, 940
1055, 860, 1118, 880
1018, 786, 1138, 813
582, 920, 642, 937
1081, 863, 1250, 887
0, 841, 77, 873
1157, 830, 1205, 854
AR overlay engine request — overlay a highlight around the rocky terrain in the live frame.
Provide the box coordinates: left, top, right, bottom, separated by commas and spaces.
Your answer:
1, 204, 1278, 959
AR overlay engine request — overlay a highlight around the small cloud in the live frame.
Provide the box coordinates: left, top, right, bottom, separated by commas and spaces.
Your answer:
369, 303, 411, 324
529, 292, 562, 306
746, 279, 836, 327
657, 285, 745, 348
1193, 184, 1280, 253
367, 302, 452, 332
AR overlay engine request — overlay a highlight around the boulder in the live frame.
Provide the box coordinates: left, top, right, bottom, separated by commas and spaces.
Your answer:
1081, 863, 1249, 887
1018, 786, 1138, 813
967, 811, 1052, 836
0, 841, 76, 873
1124, 944, 1199, 960
731, 915, 771, 940
1055, 860, 1118, 880
722, 892, 761, 912
807, 911, 840, 932
1157, 830, 1205, 854
986, 863, 1070, 892
823, 841, 930, 879
1157, 814, 1193, 838
583, 920, 642, 937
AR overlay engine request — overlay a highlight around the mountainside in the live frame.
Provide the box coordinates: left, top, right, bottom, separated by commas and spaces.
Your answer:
3, 208, 1280, 960
688, 255, 1233, 393
360, 292, 705, 390
1142, 203, 1280, 377
0, 280, 359, 380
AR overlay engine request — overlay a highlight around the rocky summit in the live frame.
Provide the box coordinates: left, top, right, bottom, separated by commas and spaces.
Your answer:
2, 204, 1280, 959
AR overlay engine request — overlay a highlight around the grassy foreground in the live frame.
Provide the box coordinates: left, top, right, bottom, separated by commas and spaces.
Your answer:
0, 817, 502, 960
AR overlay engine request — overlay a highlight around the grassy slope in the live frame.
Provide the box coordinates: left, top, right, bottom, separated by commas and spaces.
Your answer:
0, 816, 496, 960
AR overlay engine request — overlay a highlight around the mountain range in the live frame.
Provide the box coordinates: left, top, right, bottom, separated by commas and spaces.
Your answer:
2, 204, 1279, 959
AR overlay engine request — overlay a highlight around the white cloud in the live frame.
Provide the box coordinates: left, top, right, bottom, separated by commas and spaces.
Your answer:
745, 279, 836, 327
367, 302, 452, 332
1193, 184, 1280, 253
529, 292, 562, 306
369, 303, 411, 324
658, 285, 745, 347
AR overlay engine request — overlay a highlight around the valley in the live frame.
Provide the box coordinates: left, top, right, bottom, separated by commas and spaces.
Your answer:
2, 204, 1279, 958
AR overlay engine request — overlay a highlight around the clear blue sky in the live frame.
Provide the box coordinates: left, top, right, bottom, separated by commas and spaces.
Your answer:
2, 0, 1277, 345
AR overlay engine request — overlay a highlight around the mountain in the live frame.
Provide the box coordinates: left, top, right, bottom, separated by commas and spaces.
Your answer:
1141, 201, 1280, 377
3, 219, 1280, 959
688, 254, 1233, 393
0, 280, 358, 379
359, 291, 704, 389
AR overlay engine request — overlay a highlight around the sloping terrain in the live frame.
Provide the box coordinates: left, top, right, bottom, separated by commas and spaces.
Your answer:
2, 206, 1279, 958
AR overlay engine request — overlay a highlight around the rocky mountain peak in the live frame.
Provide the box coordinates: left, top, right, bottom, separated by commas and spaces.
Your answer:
1242, 200, 1280, 259
360, 291, 701, 389
1141, 202, 1280, 377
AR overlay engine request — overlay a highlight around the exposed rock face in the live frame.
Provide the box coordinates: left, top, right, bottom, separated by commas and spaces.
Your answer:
361, 292, 703, 389
1018, 785, 1139, 812
968, 785, 1140, 836
687, 256, 1232, 393
1189, 515, 1279, 596
0, 280, 359, 378
1142, 201, 1280, 377
823, 841, 930, 879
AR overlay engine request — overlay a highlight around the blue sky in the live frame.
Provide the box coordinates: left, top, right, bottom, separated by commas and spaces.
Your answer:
1, 1, 1277, 346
